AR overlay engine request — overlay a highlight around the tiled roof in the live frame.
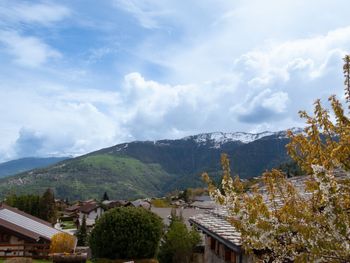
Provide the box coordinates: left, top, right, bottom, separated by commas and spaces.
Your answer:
190, 201, 218, 209
0, 204, 62, 241
78, 203, 101, 213
65, 203, 81, 212
189, 209, 241, 252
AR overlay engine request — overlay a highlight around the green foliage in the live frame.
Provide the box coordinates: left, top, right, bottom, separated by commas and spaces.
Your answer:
5, 189, 57, 223
0, 155, 173, 200
89, 207, 163, 260
76, 215, 88, 246
39, 188, 56, 224
5, 194, 41, 217
102, 191, 109, 201
158, 218, 200, 263
277, 160, 304, 177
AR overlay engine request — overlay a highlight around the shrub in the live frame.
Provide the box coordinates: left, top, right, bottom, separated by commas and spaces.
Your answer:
89, 207, 164, 259
50, 232, 76, 253
158, 219, 200, 263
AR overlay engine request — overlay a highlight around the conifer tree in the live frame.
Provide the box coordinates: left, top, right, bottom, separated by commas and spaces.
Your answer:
76, 215, 88, 246
39, 188, 57, 224
102, 191, 109, 201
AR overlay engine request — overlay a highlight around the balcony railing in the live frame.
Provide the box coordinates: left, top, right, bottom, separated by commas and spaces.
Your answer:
0, 243, 50, 259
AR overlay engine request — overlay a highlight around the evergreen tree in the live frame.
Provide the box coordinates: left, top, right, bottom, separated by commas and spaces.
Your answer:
5, 194, 41, 218
158, 217, 200, 263
76, 215, 88, 246
102, 191, 109, 201
39, 188, 57, 224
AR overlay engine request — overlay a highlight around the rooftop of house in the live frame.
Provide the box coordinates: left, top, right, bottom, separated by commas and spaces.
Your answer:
193, 195, 212, 202
78, 202, 101, 214
189, 208, 242, 253
190, 201, 218, 209
0, 204, 62, 241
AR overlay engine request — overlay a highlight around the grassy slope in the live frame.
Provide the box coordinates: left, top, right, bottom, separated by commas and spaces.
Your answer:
0, 154, 173, 200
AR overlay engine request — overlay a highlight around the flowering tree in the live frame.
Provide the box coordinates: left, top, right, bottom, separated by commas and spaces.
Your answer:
203, 56, 350, 262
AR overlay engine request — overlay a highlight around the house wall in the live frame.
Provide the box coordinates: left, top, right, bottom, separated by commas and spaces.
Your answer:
79, 207, 104, 220
203, 235, 252, 263
0, 232, 25, 257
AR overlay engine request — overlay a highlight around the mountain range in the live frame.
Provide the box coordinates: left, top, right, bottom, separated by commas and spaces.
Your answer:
0, 129, 302, 200
0, 157, 69, 178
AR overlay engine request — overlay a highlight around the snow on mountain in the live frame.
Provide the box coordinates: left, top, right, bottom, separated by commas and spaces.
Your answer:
183, 128, 303, 148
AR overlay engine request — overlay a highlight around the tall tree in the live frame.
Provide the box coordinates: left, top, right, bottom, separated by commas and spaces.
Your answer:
102, 191, 109, 201
158, 213, 200, 263
5, 194, 41, 218
39, 188, 57, 224
203, 56, 350, 262
76, 215, 88, 246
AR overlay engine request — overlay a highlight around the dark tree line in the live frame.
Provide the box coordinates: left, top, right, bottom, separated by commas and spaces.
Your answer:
5, 188, 57, 224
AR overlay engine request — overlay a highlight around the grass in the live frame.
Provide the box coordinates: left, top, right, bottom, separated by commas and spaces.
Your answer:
151, 198, 171, 208
61, 220, 76, 230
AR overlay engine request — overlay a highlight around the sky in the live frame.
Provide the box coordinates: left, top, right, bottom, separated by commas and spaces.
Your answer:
0, 0, 349, 162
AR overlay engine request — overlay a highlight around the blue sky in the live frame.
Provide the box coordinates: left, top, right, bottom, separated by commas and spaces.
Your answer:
0, 0, 349, 161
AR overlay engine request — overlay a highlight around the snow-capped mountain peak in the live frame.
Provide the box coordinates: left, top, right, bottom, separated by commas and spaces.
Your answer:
183, 128, 303, 148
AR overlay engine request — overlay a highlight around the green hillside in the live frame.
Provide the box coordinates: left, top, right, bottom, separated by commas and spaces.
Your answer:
0, 131, 296, 200
0, 154, 174, 200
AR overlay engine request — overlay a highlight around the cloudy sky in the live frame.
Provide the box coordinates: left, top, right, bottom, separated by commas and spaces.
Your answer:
0, 0, 349, 161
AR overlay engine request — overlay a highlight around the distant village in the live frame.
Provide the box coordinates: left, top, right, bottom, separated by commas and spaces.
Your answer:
0, 187, 245, 263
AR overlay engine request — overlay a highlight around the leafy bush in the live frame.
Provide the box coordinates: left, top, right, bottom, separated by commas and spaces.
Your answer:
158, 218, 200, 263
50, 232, 76, 253
89, 207, 164, 259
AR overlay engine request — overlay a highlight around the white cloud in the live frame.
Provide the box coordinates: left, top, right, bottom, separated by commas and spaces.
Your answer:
0, 83, 125, 161
0, 30, 61, 67
112, 0, 169, 29
0, 1, 70, 26
1, 0, 350, 161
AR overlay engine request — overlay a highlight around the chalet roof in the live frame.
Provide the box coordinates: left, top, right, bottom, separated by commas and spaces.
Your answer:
131, 200, 151, 209
78, 203, 101, 213
65, 203, 81, 212
193, 195, 212, 202
0, 204, 62, 241
190, 201, 217, 209
189, 209, 241, 253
